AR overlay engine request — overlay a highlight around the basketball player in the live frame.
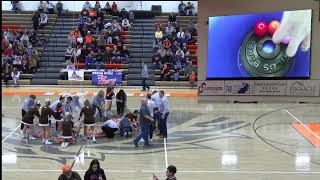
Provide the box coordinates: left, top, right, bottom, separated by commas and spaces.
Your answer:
21, 101, 41, 140
39, 99, 55, 144
80, 99, 96, 143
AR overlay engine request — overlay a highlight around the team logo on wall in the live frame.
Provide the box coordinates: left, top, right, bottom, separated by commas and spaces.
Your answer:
286, 80, 320, 96
225, 81, 254, 95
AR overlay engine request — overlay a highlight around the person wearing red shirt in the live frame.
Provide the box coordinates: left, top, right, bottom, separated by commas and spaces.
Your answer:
163, 38, 171, 49
84, 31, 93, 47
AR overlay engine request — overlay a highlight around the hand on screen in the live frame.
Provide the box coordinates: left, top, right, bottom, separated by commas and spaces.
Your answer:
272, 10, 311, 57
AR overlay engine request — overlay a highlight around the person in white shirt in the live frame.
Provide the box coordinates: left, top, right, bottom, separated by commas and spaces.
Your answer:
146, 93, 156, 142
101, 116, 119, 138
39, 12, 48, 28
11, 68, 20, 86
76, 36, 84, 45
151, 91, 161, 130
158, 90, 169, 138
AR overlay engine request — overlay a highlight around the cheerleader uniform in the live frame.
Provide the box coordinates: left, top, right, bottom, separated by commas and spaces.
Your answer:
80, 106, 95, 127
62, 118, 74, 139
39, 105, 54, 126
21, 107, 40, 126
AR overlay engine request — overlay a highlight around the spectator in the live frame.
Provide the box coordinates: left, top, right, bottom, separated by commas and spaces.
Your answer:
47, 1, 54, 14
39, 11, 48, 29
128, 11, 134, 23
21, 55, 30, 73
85, 52, 95, 69
153, 165, 177, 180
175, 48, 185, 59
29, 54, 37, 73
141, 62, 150, 91
32, 11, 40, 31
38, 1, 48, 12
189, 70, 196, 88
104, 47, 112, 63
112, 45, 121, 63
84, 159, 107, 180
95, 49, 105, 69
178, 1, 186, 16
168, 12, 177, 24
165, 23, 175, 38
83, 1, 92, 11
12, 55, 22, 70
95, 17, 103, 34
154, 27, 163, 48
122, 18, 131, 31
68, 32, 77, 47
3, 63, 13, 87
164, 48, 174, 65
160, 64, 171, 81
171, 40, 179, 54
11, 1, 21, 13
58, 164, 82, 180
84, 31, 93, 47
176, 28, 185, 44
186, 2, 195, 16
94, 1, 101, 12
11, 67, 20, 86
65, 46, 74, 62
97, 35, 106, 49
163, 38, 171, 49
158, 46, 166, 61
120, 45, 129, 63
56, 1, 63, 16
173, 65, 180, 81
153, 53, 162, 69
74, 27, 81, 38
76, 35, 84, 46
120, 8, 129, 20
111, 2, 118, 16
106, 30, 113, 44
104, 2, 112, 15
116, 89, 127, 115
101, 116, 119, 138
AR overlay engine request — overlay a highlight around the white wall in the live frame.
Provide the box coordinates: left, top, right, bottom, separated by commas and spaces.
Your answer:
2, 1, 198, 13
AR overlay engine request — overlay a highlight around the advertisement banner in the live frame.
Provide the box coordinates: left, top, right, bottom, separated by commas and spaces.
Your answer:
68, 70, 84, 81
198, 81, 225, 96
224, 80, 255, 95
254, 80, 287, 96
92, 70, 123, 86
286, 80, 320, 96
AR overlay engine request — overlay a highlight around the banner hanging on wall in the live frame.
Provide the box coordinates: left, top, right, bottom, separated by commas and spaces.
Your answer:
92, 70, 123, 86
68, 70, 84, 81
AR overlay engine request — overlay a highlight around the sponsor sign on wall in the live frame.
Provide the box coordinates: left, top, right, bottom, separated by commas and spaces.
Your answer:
198, 81, 224, 96
286, 80, 320, 96
254, 80, 287, 96
68, 70, 84, 81
92, 70, 123, 86
224, 80, 255, 95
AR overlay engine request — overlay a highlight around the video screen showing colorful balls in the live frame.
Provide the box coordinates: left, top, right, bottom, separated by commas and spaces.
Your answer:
206, 9, 312, 79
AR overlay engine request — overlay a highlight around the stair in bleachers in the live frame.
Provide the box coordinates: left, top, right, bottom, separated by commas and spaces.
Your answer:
31, 13, 80, 85
127, 16, 155, 86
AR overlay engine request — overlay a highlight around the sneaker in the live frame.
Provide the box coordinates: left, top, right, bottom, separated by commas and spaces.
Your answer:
45, 140, 52, 145
42, 139, 45, 143
133, 140, 138, 147
93, 137, 96, 143
139, 139, 144, 143
149, 138, 153, 143
28, 136, 37, 140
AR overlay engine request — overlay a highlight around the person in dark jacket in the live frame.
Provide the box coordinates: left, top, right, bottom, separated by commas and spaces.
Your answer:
84, 159, 107, 180
32, 11, 40, 31
39, 99, 54, 144
116, 89, 127, 116
58, 164, 82, 180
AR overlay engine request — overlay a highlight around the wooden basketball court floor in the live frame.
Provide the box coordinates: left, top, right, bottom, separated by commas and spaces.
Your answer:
2, 87, 320, 180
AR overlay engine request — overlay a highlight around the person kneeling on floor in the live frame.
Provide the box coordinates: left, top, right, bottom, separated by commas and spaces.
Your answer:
101, 115, 119, 138
119, 113, 135, 137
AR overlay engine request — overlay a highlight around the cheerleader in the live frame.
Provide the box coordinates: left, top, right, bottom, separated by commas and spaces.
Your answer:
80, 99, 96, 143
21, 101, 41, 140
21, 95, 36, 132
105, 86, 115, 116
39, 99, 55, 144
61, 112, 74, 148
53, 102, 63, 137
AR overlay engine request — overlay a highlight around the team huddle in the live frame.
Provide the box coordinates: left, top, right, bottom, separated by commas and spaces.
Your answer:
20, 87, 170, 148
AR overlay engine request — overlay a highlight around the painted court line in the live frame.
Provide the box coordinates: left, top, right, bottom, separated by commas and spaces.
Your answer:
2, 125, 20, 143
285, 109, 320, 140
2, 169, 320, 174
164, 138, 168, 168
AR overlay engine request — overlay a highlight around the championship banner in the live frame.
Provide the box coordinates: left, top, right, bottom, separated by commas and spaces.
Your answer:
224, 80, 255, 95
68, 70, 84, 81
254, 80, 287, 96
286, 80, 320, 97
92, 70, 123, 86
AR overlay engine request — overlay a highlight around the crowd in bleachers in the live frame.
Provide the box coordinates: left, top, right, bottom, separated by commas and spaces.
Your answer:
178, 1, 196, 16
153, 9, 197, 82
64, 1, 132, 70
